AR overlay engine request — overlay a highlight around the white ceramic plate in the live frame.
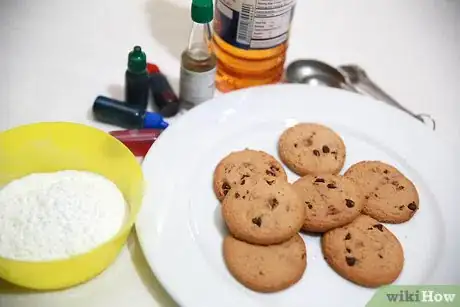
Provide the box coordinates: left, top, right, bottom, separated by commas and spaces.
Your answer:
136, 85, 459, 307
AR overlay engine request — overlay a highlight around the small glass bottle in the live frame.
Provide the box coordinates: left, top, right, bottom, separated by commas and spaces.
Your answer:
93, 96, 168, 130
148, 63, 180, 118
125, 46, 149, 109
179, 0, 216, 106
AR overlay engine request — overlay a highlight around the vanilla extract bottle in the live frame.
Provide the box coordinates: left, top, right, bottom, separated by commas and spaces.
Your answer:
179, 0, 217, 106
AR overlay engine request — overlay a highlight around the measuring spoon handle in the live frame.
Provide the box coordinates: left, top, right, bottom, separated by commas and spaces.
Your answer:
339, 65, 436, 130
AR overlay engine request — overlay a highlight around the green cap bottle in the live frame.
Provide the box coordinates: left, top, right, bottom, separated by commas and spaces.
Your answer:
127, 46, 147, 73
191, 0, 213, 24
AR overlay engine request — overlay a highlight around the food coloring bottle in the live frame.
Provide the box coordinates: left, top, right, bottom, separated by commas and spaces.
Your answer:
125, 46, 149, 109
148, 64, 181, 117
93, 96, 168, 129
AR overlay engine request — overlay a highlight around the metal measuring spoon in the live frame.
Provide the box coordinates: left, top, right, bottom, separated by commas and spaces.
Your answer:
285, 59, 436, 130
338, 65, 435, 130
285, 59, 357, 92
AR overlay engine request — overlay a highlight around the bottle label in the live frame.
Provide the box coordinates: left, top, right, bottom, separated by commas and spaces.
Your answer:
215, 0, 296, 50
179, 67, 217, 105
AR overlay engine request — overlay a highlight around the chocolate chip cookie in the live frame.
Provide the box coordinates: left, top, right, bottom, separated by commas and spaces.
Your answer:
213, 149, 287, 201
322, 215, 404, 287
222, 179, 305, 245
292, 174, 363, 233
278, 123, 346, 176
344, 161, 419, 223
223, 234, 307, 293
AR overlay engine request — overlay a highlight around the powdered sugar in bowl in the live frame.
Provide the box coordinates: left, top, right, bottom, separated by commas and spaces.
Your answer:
0, 122, 144, 290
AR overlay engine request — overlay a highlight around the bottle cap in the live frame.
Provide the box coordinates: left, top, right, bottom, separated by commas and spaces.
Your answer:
128, 46, 147, 73
191, 0, 213, 24
143, 112, 169, 129
147, 63, 160, 74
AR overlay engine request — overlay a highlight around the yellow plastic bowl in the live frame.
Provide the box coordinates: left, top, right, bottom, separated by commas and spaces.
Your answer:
0, 122, 144, 290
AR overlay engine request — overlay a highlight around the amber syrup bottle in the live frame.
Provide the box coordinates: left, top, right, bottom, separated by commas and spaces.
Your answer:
213, 1, 297, 92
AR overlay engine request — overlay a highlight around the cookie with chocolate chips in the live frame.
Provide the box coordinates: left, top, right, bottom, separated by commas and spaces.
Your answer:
322, 215, 404, 288
213, 149, 287, 201
344, 161, 419, 223
222, 179, 305, 245
292, 174, 363, 232
278, 123, 346, 176
223, 234, 307, 293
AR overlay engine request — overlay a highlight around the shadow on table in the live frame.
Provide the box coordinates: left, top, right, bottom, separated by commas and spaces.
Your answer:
127, 230, 178, 307
145, 0, 190, 60
107, 84, 125, 101
0, 232, 178, 307
0, 277, 35, 294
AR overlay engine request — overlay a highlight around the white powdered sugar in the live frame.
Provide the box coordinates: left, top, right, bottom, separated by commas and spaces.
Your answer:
0, 170, 127, 261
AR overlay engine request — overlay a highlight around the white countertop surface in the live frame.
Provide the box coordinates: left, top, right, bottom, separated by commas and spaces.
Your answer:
1, 0, 459, 306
